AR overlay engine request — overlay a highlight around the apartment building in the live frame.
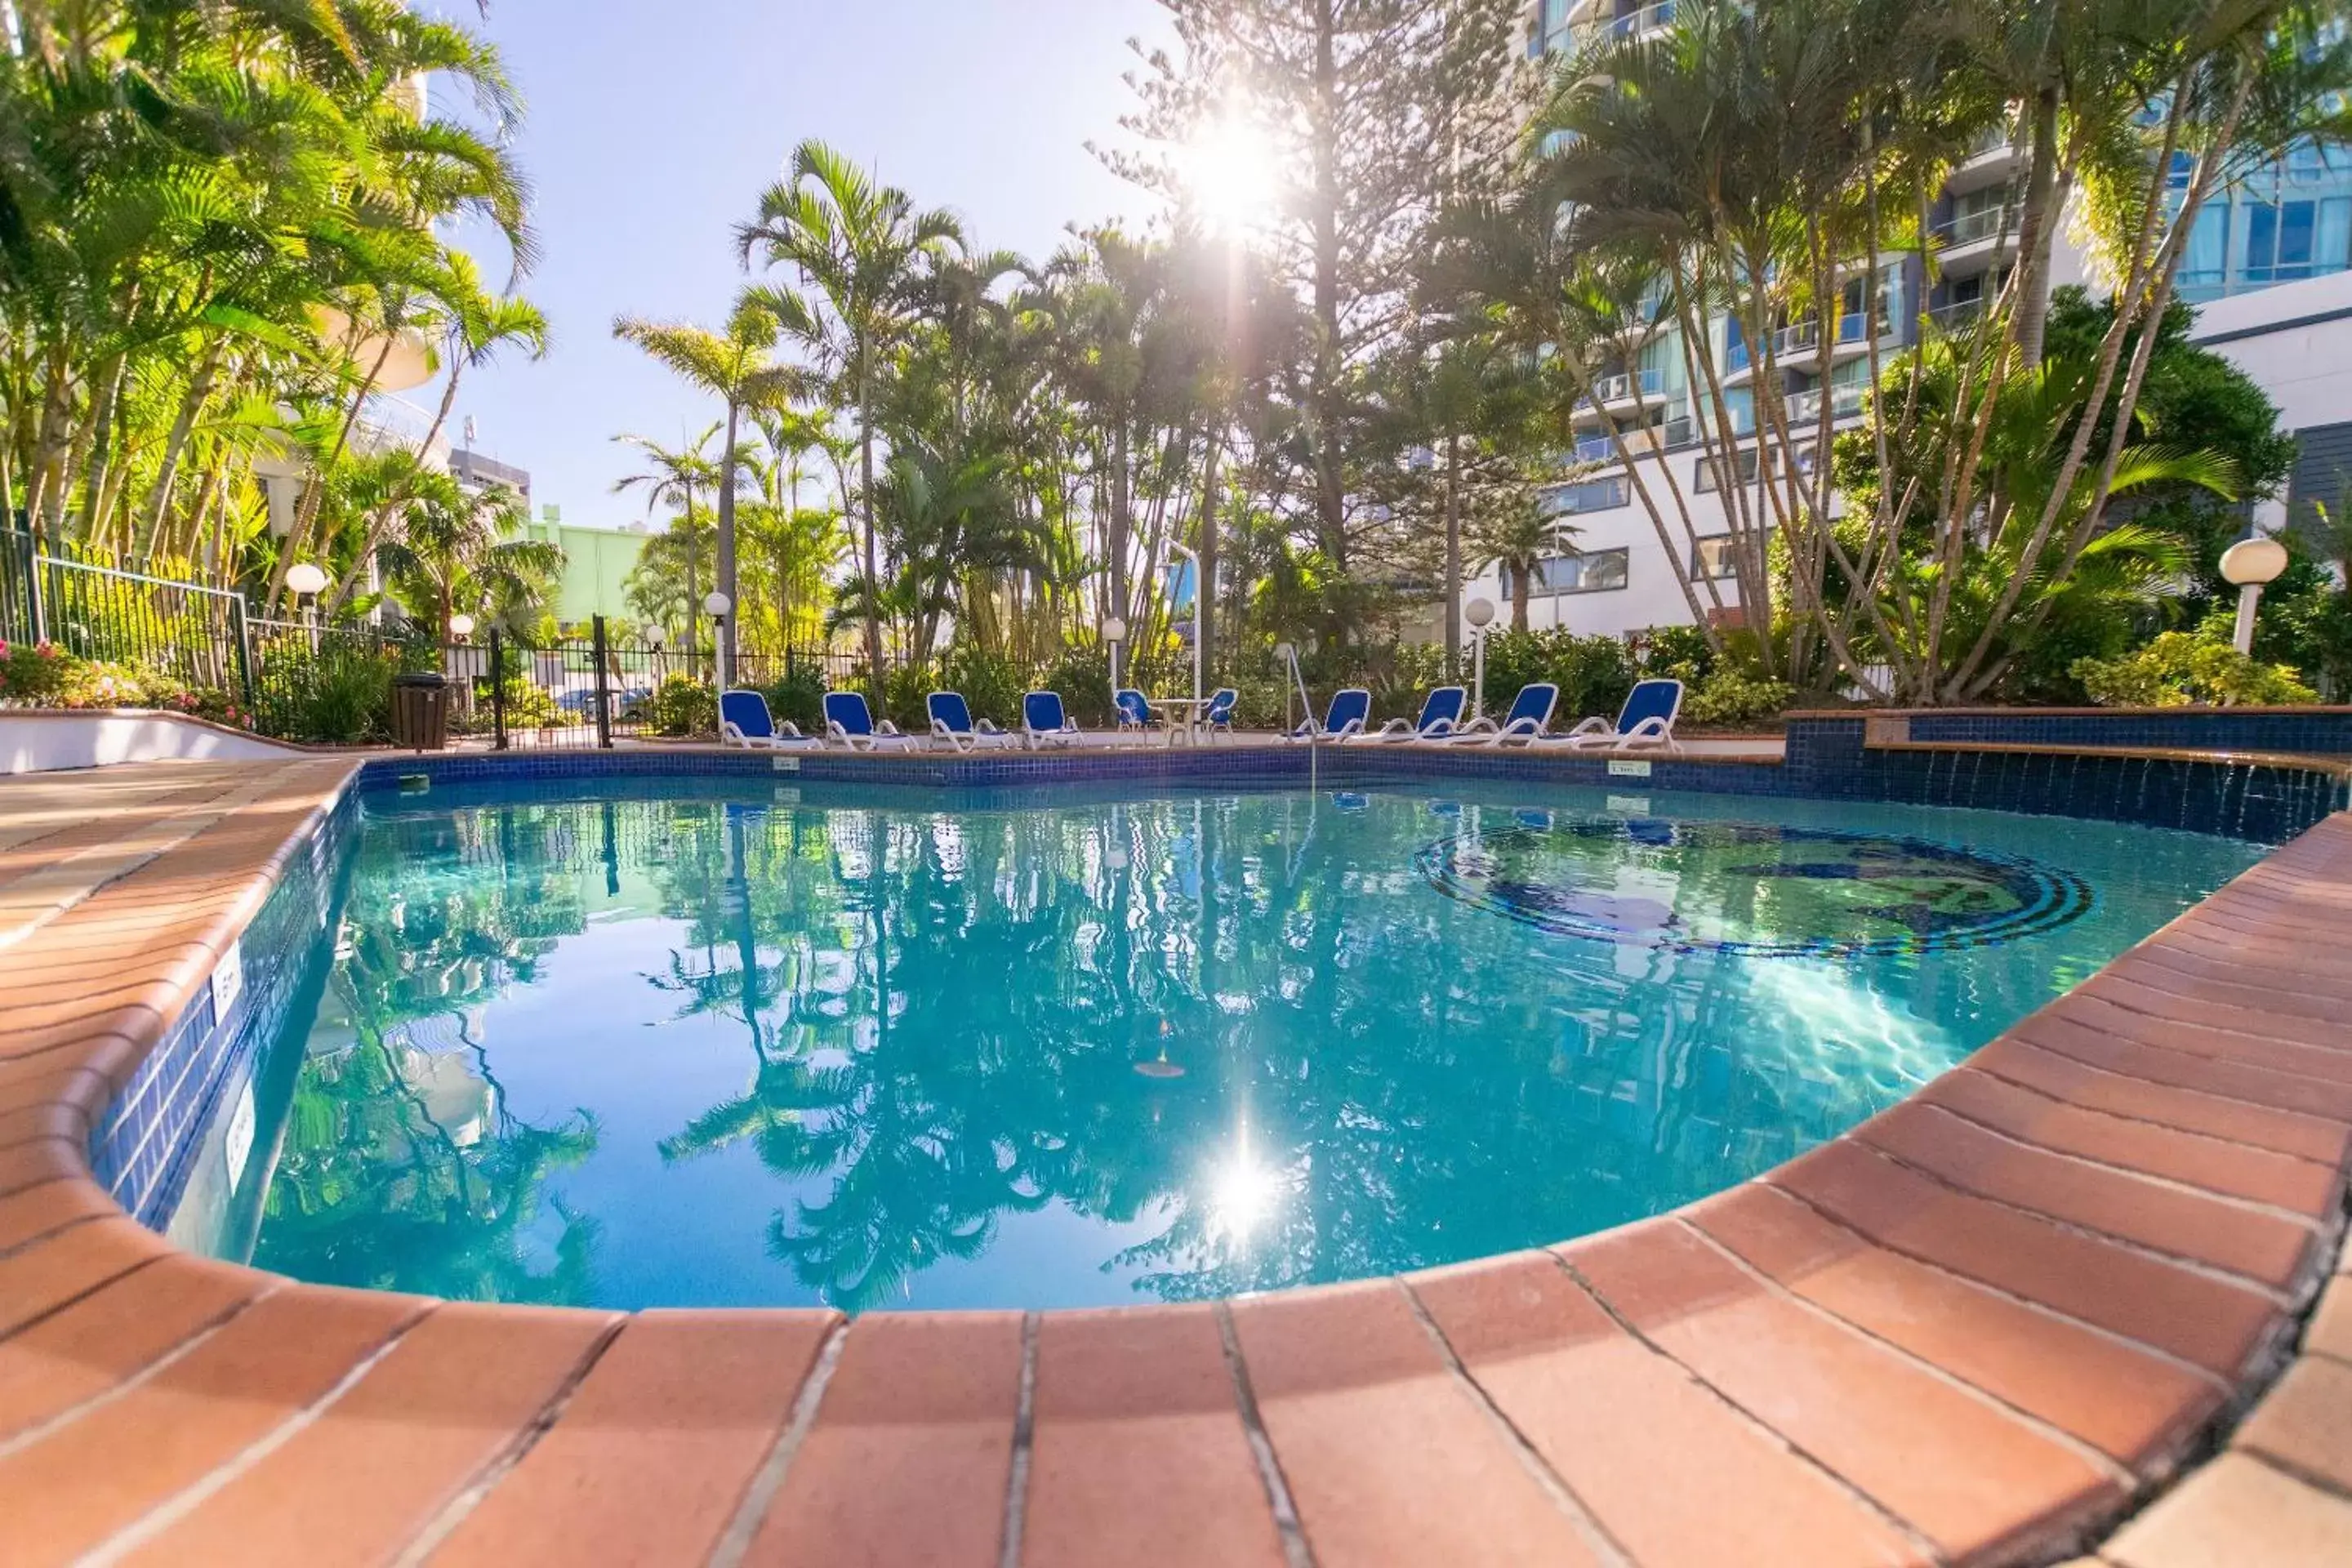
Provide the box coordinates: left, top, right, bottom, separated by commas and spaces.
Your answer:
1469, 0, 2352, 639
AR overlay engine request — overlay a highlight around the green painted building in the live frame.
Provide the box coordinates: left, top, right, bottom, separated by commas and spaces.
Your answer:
513, 510, 650, 630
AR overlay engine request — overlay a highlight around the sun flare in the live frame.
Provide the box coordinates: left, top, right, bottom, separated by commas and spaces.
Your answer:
1182, 109, 1283, 238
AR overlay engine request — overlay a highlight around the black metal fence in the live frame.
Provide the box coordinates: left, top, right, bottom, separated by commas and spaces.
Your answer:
3, 523, 861, 751
1, 526, 255, 697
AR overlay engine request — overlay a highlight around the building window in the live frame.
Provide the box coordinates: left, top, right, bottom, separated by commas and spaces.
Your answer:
1690, 535, 1739, 580
1536, 548, 1630, 595
1544, 474, 1631, 514
1694, 448, 1762, 492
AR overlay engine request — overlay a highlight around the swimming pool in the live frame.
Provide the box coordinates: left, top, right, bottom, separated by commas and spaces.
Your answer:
181, 773, 2261, 1312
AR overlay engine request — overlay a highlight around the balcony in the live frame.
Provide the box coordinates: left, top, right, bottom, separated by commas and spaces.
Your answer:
1584, 367, 1664, 417
1948, 127, 2023, 194
1569, 418, 1688, 464
1931, 205, 2011, 277
1580, 0, 1679, 45
1785, 384, 1868, 425
1927, 297, 1987, 334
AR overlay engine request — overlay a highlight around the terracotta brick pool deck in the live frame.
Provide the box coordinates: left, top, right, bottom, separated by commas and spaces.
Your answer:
0, 754, 2346, 1566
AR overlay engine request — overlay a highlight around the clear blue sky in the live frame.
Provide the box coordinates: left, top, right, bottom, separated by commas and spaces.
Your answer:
434, 0, 1168, 527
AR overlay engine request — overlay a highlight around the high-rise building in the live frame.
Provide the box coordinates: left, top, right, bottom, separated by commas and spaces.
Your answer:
1464, 0, 2352, 639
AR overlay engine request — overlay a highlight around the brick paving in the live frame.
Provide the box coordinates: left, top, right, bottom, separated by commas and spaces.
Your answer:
0, 755, 2345, 1566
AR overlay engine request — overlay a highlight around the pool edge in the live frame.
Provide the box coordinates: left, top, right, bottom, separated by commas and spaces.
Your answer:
0, 749, 2344, 1566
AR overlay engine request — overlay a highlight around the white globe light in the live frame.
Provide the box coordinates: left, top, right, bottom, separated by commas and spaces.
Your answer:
1272, 642, 1295, 663
285, 562, 328, 596
644, 625, 667, 649
1466, 597, 1497, 629
1102, 617, 1129, 644
448, 613, 477, 638
2220, 536, 2289, 587
703, 590, 733, 617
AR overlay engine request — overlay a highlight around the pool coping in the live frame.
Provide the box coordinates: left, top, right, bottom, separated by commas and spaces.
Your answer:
1, 750, 2349, 1566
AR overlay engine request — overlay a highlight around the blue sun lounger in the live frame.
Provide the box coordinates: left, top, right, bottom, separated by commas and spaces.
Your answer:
1359, 685, 1466, 743
1562, 678, 1685, 753
1022, 690, 1084, 748
1446, 683, 1558, 747
822, 690, 915, 751
719, 689, 817, 750
927, 691, 1016, 752
1289, 688, 1370, 742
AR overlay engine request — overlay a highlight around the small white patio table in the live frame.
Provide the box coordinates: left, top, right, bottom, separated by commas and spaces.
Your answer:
1152, 695, 1218, 746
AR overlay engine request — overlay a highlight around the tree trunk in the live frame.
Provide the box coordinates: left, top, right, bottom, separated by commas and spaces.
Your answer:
1309, 0, 1348, 572
76, 351, 127, 550
21, 341, 74, 541
271, 324, 395, 612
684, 488, 702, 683
1196, 426, 1224, 684
858, 350, 883, 697
2012, 89, 2064, 368
1443, 432, 1463, 678
1511, 565, 1529, 630
138, 341, 227, 556
1109, 419, 1131, 626
717, 399, 740, 688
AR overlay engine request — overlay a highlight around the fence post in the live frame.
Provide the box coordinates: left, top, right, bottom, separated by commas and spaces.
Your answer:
488, 626, 508, 751
230, 596, 256, 716
22, 528, 46, 646
591, 615, 612, 750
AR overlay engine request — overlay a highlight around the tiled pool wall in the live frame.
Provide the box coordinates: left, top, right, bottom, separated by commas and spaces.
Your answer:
359, 717, 2351, 844
85, 787, 359, 1229
1891, 704, 2352, 754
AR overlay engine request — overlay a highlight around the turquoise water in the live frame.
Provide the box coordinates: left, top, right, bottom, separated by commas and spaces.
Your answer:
198, 777, 2261, 1312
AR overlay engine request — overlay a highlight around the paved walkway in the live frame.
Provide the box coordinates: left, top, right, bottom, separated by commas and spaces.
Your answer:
0, 756, 2345, 1566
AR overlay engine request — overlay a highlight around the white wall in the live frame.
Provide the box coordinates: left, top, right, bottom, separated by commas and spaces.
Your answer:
1463, 447, 1747, 637
1, 712, 305, 774
2189, 270, 2352, 430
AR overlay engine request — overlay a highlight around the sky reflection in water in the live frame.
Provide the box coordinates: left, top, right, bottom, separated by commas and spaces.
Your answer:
216, 779, 2259, 1312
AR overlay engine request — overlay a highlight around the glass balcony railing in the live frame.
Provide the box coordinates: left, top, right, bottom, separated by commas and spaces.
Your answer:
1932, 206, 2006, 247
1591, 367, 1664, 403
1927, 298, 1986, 332
1587, 0, 1679, 43
1786, 385, 1868, 424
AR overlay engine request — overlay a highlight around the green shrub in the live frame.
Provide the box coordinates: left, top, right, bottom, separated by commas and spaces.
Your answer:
1682, 667, 1793, 728
1633, 624, 1717, 683
645, 674, 717, 737
1035, 647, 1115, 727
492, 677, 562, 730
880, 661, 937, 732
938, 645, 1028, 731
1480, 629, 1636, 724
2072, 631, 2319, 708
277, 645, 396, 744
0, 639, 73, 704
761, 662, 828, 733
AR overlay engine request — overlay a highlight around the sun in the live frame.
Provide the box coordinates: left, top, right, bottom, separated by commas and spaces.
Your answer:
1182, 107, 1283, 238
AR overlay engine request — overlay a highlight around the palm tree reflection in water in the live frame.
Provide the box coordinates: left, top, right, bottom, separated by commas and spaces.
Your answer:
256, 787, 1977, 1312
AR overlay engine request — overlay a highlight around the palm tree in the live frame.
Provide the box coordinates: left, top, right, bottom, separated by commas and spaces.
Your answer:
611, 427, 720, 674
612, 294, 808, 684
376, 474, 562, 640
1472, 498, 1570, 631
738, 140, 964, 690
323, 261, 550, 614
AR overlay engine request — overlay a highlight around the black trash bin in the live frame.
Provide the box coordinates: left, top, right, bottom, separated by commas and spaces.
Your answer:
390, 672, 451, 752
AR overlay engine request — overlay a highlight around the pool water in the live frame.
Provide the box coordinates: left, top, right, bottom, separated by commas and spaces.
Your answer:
194, 777, 2261, 1312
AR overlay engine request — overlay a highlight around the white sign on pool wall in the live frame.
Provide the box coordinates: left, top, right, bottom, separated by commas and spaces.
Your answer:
1608, 758, 1653, 778
210, 938, 244, 1018
771, 755, 801, 773
225, 1082, 256, 1193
